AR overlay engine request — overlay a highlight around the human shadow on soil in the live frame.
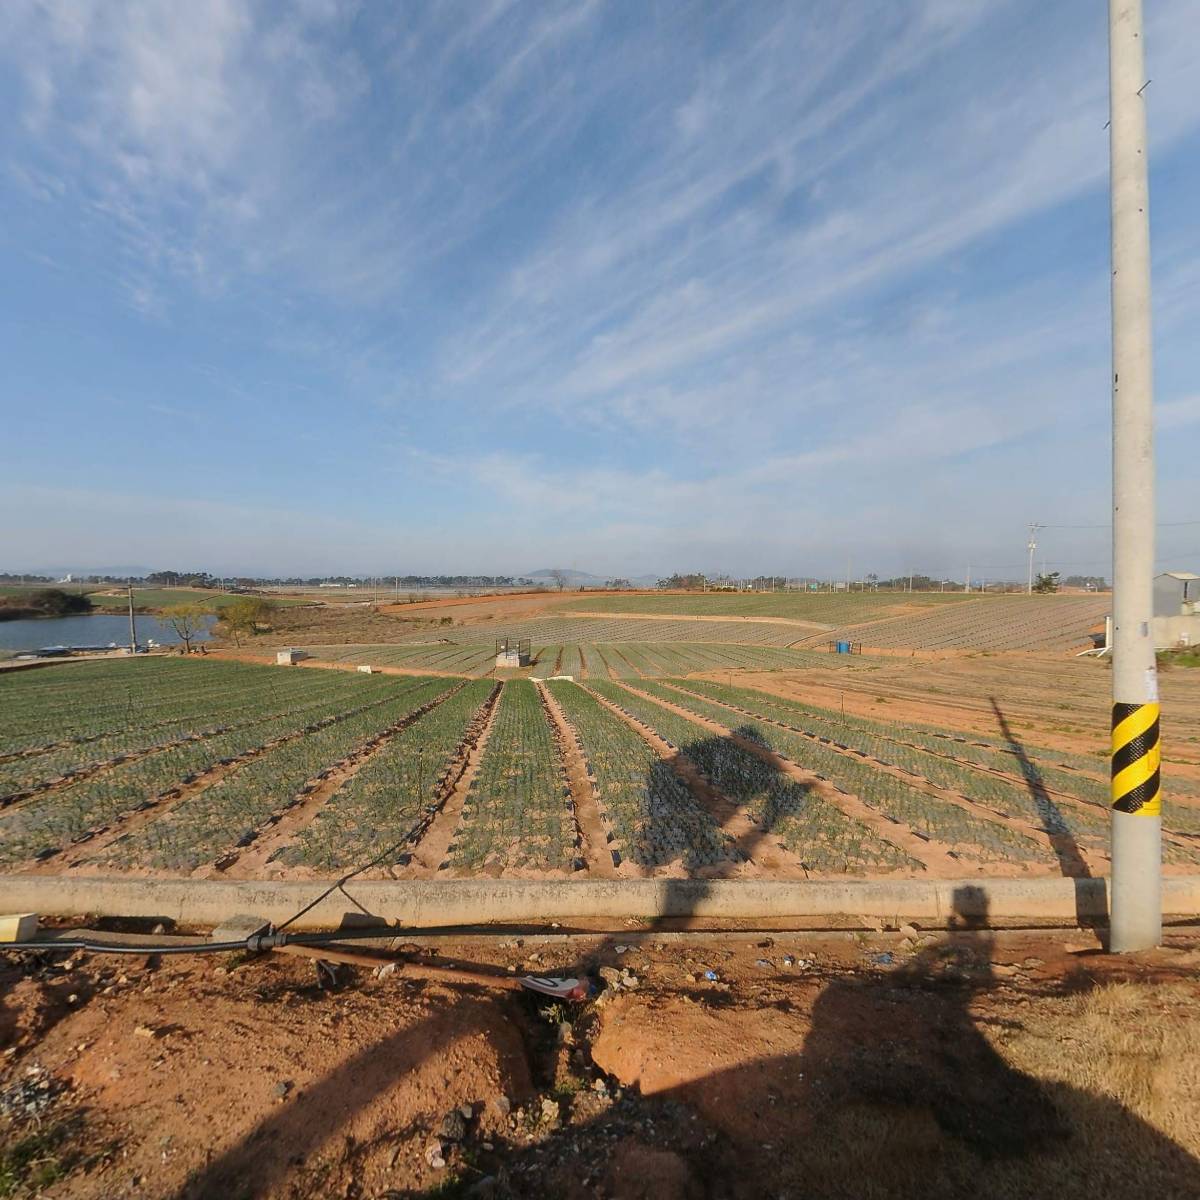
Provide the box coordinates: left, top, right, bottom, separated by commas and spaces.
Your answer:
632, 723, 834, 876
488, 886, 1200, 1200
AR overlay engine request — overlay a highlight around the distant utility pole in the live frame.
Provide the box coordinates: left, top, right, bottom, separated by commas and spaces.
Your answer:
1026, 523, 1044, 594
1108, 0, 1161, 952
127, 583, 137, 654
965, 563, 971, 593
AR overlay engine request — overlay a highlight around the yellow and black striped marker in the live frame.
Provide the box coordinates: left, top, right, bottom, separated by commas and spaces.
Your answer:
1111, 701, 1161, 817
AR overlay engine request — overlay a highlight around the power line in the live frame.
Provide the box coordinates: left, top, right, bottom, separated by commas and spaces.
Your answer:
1042, 519, 1200, 529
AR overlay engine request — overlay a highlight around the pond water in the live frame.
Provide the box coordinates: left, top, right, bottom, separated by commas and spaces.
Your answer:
0, 613, 216, 653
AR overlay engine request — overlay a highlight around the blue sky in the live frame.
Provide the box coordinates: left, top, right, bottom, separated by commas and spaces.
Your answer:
1, 0, 1198, 580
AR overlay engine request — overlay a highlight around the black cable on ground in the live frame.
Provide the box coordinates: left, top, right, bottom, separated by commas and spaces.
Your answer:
2, 938, 251, 955
0, 924, 436, 958
274, 804, 436, 931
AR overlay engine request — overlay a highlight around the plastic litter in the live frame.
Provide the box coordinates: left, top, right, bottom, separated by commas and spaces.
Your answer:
521, 974, 591, 1000
703, 969, 719, 981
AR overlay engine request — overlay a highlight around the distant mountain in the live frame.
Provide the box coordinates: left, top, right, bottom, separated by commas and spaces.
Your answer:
522, 568, 607, 583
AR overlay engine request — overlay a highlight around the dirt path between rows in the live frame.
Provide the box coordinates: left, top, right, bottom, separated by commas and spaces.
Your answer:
638, 682, 1095, 878
607, 683, 957, 876
405, 685, 504, 876
584, 687, 813, 876
536, 684, 615, 878
212, 684, 467, 878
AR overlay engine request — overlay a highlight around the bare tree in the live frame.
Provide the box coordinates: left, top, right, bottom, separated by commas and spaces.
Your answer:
162, 602, 212, 653
549, 569, 569, 591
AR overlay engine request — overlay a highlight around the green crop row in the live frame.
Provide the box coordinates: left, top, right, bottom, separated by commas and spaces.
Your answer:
547, 680, 735, 869
614, 682, 1052, 866
585, 681, 919, 874
0, 658, 338, 752
0, 669, 386, 798
0, 675, 442, 866
448, 681, 575, 871
104, 680, 458, 871
290, 680, 497, 870
667, 681, 1110, 845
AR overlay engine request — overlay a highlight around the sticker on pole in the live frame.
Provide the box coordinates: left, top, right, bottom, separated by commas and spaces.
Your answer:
1111, 701, 1162, 816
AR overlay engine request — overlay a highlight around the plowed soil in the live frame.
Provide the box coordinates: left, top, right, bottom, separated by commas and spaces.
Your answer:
4, 925, 1200, 1199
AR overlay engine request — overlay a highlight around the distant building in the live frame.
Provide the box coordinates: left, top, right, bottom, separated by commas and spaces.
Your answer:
1154, 572, 1199, 617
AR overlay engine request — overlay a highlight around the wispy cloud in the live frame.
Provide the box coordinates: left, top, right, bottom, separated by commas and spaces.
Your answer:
1, 1, 1198, 575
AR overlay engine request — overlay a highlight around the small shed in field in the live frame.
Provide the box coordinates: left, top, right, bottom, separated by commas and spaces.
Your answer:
495, 637, 531, 668
276, 648, 303, 666
1154, 572, 1199, 617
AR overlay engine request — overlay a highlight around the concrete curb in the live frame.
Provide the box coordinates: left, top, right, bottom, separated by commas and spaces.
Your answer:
2, 875, 1199, 930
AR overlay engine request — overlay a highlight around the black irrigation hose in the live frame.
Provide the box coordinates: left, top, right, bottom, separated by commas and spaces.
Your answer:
2, 938, 251, 955
1, 926, 424, 958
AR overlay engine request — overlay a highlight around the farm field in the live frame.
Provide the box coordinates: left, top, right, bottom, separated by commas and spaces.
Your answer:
300, 642, 498, 676
443, 680, 577, 873
298, 639, 862, 678
634, 680, 1199, 867
248, 589, 1116, 667
0, 660, 457, 870
587, 681, 1055, 871
567, 590, 986, 623
721, 655, 1200, 773
804, 594, 1112, 652
475, 615, 817, 645
558, 591, 1108, 652
5, 655, 1197, 881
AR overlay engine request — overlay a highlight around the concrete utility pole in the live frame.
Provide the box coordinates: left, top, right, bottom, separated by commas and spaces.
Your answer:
1108, 0, 1161, 952
127, 583, 137, 654
1026, 523, 1043, 594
